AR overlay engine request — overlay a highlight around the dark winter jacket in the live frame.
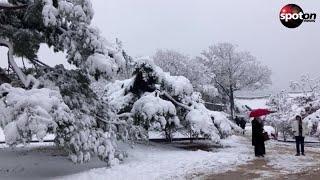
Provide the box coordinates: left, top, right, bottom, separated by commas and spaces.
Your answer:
252, 119, 264, 146
240, 118, 246, 130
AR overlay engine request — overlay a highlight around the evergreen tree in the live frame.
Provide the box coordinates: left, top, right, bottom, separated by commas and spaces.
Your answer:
105, 58, 241, 142
0, 0, 132, 165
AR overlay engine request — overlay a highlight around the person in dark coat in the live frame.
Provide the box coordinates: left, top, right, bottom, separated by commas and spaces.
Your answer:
235, 116, 240, 126
252, 117, 265, 157
239, 117, 246, 134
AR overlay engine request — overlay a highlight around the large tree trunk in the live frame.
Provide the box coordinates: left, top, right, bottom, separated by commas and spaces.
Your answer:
0, 39, 39, 88
229, 85, 235, 120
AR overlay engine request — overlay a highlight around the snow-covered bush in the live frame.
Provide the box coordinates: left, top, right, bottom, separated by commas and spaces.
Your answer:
0, 83, 122, 165
0, 64, 147, 165
131, 92, 180, 141
37, 65, 136, 164
104, 58, 240, 142
266, 91, 293, 140
304, 109, 320, 136
266, 88, 320, 139
0, 84, 65, 145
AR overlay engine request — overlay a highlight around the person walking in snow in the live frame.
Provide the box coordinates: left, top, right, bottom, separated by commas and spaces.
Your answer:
292, 115, 308, 156
252, 117, 265, 157
240, 117, 246, 134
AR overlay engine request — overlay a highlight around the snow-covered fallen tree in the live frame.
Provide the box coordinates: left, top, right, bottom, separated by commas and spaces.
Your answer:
104, 58, 240, 142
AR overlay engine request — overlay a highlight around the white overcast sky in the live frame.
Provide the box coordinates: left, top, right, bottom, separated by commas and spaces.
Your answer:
91, 0, 320, 91
1, 0, 319, 91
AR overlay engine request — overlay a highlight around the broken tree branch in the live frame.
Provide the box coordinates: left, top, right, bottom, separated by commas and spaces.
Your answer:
162, 91, 192, 111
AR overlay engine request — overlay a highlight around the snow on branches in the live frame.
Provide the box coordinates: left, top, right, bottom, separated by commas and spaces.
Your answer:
153, 49, 218, 101
266, 88, 320, 139
0, 81, 123, 165
42, 0, 59, 26
104, 57, 240, 142
0, 83, 66, 145
266, 91, 293, 140
1, 0, 125, 84
41, 0, 123, 79
131, 92, 180, 137
290, 74, 320, 96
285, 74, 320, 137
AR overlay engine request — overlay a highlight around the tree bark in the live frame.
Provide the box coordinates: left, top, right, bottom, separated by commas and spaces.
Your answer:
229, 85, 235, 120
162, 91, 192, 111
0, 39, 39, 88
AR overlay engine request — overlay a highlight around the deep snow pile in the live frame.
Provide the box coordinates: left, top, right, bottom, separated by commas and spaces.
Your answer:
104, 58, 240, 142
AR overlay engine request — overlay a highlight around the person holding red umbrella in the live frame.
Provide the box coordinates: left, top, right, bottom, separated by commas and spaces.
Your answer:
251, 117, 265, 157
250, 109, 274, 157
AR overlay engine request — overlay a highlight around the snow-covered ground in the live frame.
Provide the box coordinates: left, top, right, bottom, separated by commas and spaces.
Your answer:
202, 139, 320, 179
0, 142, 107, 180
0, 128, 54, 142
1, 129, 320, 179
2, 97, 320, 180
263, 141, 320, 177
0, 136, 253, 180
55, 136, 252, 180
0, 130, 184, 142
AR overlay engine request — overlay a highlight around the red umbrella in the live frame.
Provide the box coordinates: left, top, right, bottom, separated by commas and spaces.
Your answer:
249, 109, 275, 118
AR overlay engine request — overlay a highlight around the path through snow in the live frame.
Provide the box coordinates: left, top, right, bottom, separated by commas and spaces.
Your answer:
202, 139, 320, 180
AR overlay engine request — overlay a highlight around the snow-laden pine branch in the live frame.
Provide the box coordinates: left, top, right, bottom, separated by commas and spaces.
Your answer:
0, 39, 39, 88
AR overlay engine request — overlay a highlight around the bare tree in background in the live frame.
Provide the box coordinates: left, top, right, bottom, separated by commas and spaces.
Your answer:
153, 49, 190, 77
290, 74, 320, 96
198, 43, 272, 119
